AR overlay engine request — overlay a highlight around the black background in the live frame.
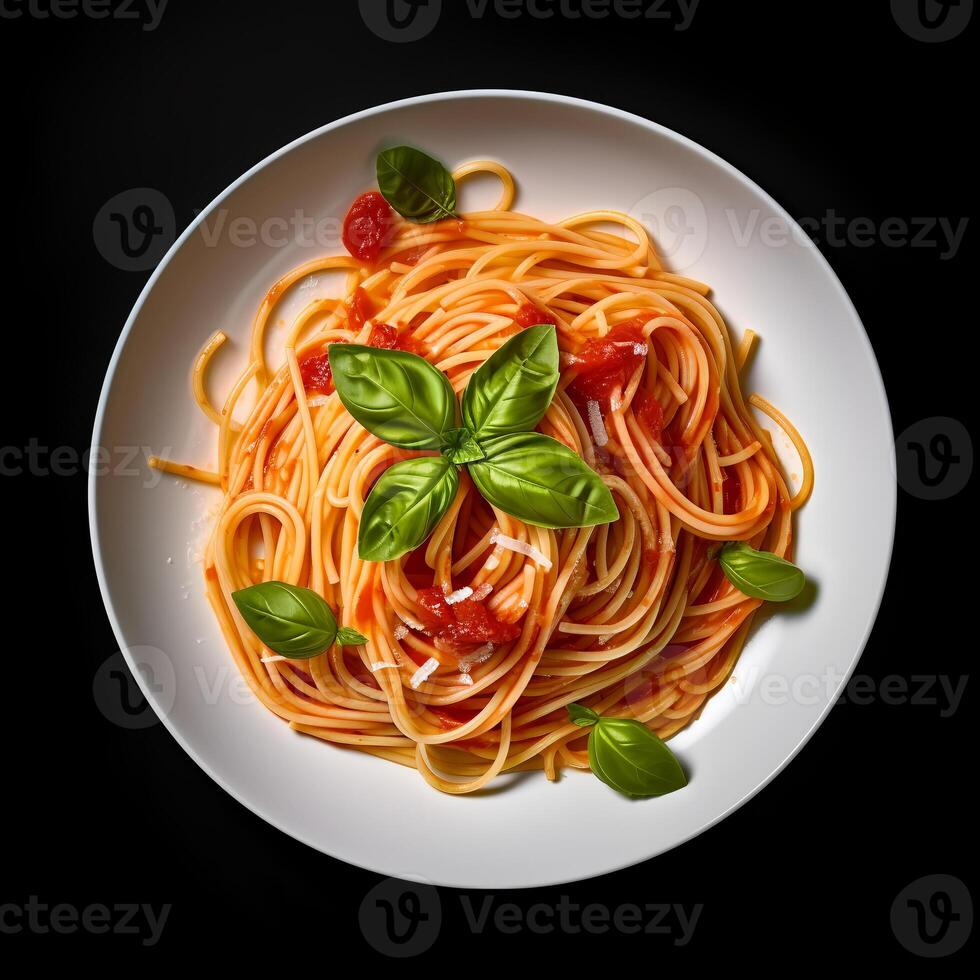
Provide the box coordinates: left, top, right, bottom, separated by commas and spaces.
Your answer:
2, 0, 973, 964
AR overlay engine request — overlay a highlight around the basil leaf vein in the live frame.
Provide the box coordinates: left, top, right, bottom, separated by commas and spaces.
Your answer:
358, 456, 460, 562
329, 345, 456, 450
462, 324, 559, 439
468, 432, 619, 528
717, 541, 805, 602
376, 145, 457, 223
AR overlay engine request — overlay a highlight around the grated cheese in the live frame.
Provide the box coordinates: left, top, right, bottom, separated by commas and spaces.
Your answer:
611, 341, 649, 357
369, 661, 399, 672
587, 400, 608, 447
490, 529, 553, 570
393, 623, 409, 641
410, 657, 440, 689
471, 583, 493, 602
458, 643, 494, 673
445, 586, 473, 605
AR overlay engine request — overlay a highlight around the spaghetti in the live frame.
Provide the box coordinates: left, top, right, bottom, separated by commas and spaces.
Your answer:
152, 157, 812, 795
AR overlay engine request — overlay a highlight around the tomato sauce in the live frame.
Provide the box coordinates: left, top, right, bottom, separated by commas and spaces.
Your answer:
515, 302, 559, 330
346, 287, 374, 332
722, 468, 741, 515
299, 350, 333, 395
342, 191, 392, 263
633, 388, 664, 441
367, 322, 418, 353
431, 706, 479, 731
415, 586, 521, 648
568, 318, 650, 414
355, 586, 376, 626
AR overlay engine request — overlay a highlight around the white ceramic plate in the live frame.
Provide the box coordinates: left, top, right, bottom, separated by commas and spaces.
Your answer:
90, 91, 894, 888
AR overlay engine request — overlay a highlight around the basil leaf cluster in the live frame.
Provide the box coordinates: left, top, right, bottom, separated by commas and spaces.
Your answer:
717, 541, 806, 602
232, 582, 367, 659
330, 324, 620, 561
566, 704, 687, 799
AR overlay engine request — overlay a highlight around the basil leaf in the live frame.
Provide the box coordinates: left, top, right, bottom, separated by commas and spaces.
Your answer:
588, 718, 688, 799
567, 703, 600, 727
329, 345, 457, 450
718, 541, 805, 602
442, 427, 486, 465
376, 145, 457, 223
468, 432, 619, 528
359, 456, 459, 562
232, 581, 338, 659
461, 324, 559, 439
336, 627, 368, 645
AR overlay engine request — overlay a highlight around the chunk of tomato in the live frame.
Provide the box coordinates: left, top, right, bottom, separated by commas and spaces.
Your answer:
342, 192, 393, 263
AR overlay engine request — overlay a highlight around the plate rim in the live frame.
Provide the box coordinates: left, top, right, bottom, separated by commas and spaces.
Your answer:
89, 88, 896, 888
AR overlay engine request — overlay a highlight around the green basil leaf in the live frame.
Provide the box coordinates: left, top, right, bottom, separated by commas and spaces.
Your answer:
588, 718, 688, 799
376, 145, 457, 223
336, 627, 368, 646
442, 427, 486, 465
329, 345, 457, 450
567, 703, 600, 727
232, 581, 338, 659
359, 456, 459, 562
461, 324, 559, 439
468, 432, 619, 529
718, 541, 806, 602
